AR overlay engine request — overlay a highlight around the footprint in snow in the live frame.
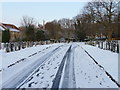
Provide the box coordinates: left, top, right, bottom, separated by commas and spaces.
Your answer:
50, 74, 54, 78
28, 82, 34, 87
47, 68, 50, 70
48, 61, 51, 64
36, 73, 40, 77
102, 78, 105, 82
41, 76, 44, 79
100, 82, 102, 85
96, 76, 98, 78
35, 82, 38, 84
88, 81, 90, 83
35, 69, 39, 73
89, 78, 91, 81
57, 62, 59, 64
38, 51, 41, 53
53, 58, 55, 61
58, 65, 60, 67
41, 67, 44, 69
88, 76, 90, 78
54, 67, 57, 69
40, 82, 43, 84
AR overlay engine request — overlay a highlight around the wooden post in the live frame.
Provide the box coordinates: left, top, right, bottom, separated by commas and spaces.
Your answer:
1, 43, 4, 50
10, 42, 14, 52
6, 43, 10, 52
101, 41, 103, 49
14, 42, 17, 51
18, 41, 21, 50
117, 42, 119, 53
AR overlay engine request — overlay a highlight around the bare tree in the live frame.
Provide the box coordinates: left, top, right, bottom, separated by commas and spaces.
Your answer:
45, 20, 62, 40
21, 16, 37, 41
58, 18, 75, 39
84, 0, 119, 39
21, 16, 36, 27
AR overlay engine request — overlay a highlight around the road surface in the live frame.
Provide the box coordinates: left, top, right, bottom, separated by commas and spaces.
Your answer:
0, 43, 119, 88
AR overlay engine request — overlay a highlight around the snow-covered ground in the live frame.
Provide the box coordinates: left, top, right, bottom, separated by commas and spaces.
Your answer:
74, 45, 117, 88
0, 42, 119, 88
81, 44, 118, 81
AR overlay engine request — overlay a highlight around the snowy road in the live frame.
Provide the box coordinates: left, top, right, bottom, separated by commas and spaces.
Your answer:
0, 43, 119, 88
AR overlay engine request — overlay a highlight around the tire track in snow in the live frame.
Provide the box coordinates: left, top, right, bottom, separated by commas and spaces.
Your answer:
52, 45, 77, 88
81, 46, 120, 88
17, 45, 70, 88
59, 45, 77, 88
0, 45, 52, 72
2, 45, 64, 88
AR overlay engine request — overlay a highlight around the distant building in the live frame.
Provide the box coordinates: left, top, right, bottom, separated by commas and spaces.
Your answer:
0, 23, 20, 42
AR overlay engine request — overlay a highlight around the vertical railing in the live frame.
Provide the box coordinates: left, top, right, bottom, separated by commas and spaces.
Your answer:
86, 40, 119, 53
0, 40, 69, 53
0, 41, 50, 52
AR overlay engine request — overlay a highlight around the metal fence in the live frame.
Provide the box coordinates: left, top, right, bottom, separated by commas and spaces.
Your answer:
0, 40, 71, 53
85, 40, 120, 53
0, 41, 59, 52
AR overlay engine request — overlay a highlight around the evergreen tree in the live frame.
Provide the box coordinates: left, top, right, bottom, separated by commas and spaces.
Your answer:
2, 29, 10, 43
35, 30, 46, 41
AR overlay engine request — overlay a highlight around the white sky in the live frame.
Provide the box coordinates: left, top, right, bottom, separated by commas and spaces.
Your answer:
0, 0, 92, 27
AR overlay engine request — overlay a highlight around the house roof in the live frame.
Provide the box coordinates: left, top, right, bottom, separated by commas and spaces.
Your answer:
0, 23, 20, 32
9, 28, 20, 32
0, 26, 5, 31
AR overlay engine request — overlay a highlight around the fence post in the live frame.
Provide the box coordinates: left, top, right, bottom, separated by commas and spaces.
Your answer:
106, 41, 108, 50
18, 42, 21, 50
10, 42, 14, 52
14, 42, 17, 51
1, 43, 4, 50
101, 41, 103, 49
6, 43, 10, 52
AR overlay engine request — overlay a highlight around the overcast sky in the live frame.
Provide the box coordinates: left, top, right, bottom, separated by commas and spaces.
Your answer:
1, 2, 88, 27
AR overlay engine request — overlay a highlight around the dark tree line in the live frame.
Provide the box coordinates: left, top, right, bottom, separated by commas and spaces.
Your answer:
81, 0, 120, 40
19, 1, 120, 42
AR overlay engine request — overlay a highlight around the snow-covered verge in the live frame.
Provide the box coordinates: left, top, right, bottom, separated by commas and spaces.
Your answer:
0, 43, 64, 70
74, 46, 118, 88
0, 43, 65, 87
81, 44, 118, 81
